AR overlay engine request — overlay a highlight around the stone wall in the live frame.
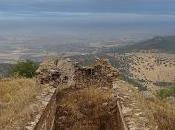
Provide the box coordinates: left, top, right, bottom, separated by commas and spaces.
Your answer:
34, 91, 58, 130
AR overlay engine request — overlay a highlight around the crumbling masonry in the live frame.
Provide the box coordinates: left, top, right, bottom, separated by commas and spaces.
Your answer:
34, 58, 128, 130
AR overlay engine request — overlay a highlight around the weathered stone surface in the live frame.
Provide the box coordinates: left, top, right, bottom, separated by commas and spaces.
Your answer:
36, 58, 119, 90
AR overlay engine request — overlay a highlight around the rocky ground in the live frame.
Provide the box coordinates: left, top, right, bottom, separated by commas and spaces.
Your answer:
114, 80, 152, 130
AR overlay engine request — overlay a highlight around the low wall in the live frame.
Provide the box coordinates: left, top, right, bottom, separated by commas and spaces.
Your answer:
34, 89, 60, 130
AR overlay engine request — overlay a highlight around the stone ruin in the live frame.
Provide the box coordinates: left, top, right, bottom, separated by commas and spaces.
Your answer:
36, 58, 119, 89
34, 58, 128, 130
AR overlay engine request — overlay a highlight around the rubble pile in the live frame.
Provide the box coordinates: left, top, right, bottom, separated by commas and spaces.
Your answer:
74, 58, 119, 89
37, 58, 119, 89
36, 58, 75, 88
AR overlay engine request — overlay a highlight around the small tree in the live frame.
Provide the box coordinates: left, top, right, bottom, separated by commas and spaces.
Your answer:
11, 60, 38, 78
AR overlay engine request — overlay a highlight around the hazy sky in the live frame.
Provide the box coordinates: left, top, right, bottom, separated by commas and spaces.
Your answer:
0, 0, 175, 14
0, 0, 175, 44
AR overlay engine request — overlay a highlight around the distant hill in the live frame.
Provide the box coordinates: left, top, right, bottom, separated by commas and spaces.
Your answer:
102, 36, 175, 53
123, 36, 175, 53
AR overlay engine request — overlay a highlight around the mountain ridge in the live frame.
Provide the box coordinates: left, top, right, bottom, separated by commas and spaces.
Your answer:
124, 35, 175, 53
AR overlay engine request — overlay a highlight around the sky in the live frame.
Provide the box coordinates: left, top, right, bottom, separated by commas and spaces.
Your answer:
0, 0, 175, 40
0, 0, 175, 14
0, 0, 175, 42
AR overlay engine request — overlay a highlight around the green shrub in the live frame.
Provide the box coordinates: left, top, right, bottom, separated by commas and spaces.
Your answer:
157, 87, 175, 99
11, 60, 39, 78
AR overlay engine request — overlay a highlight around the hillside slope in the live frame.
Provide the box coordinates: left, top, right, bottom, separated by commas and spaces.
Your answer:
125, 36, 175, 53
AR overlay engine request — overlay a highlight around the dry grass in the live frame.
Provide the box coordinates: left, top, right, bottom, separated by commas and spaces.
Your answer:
139, 94, 175, 130
129, 52, 175, 82
0, 78, 41, 129
55, 87, 114, 130
60, 88, 112, 113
